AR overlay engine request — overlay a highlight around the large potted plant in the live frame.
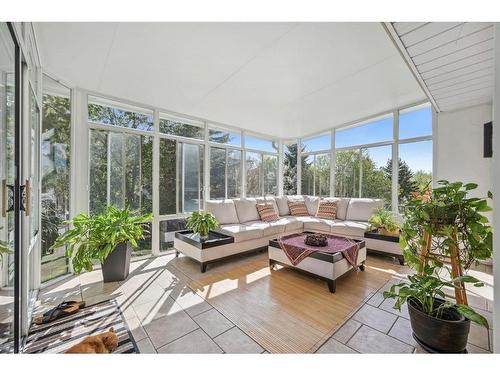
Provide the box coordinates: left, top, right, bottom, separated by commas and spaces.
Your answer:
368, 208, 400, 237
52, 206, 152, 282
384, 180, 492, 353
185, 211, 219, 240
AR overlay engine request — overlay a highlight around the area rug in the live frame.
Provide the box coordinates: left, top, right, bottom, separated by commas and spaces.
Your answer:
170, 252, 402, 353
23, 299, 137, 353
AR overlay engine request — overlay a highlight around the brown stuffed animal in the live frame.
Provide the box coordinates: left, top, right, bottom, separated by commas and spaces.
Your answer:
65, 327, 119, 354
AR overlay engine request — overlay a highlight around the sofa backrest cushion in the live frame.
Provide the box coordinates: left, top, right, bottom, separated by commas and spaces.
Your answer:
274, 196, 290, 216
321, 197, 350, 220
205, 200, 239, 225
233, 198, 260, 223
255, 196, 280, 215
346, 198, 384, 222
304, 195, 320, 216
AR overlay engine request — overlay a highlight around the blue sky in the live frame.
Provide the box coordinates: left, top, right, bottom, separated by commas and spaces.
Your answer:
301, 106, 432, 173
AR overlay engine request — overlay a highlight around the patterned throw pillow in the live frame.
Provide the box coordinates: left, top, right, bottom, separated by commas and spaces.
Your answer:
256, 203, 280, 222
287, 200, 309, 216
316, 199, 337, 219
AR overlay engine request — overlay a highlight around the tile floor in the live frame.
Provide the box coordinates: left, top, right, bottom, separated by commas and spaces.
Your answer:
34, 251, 494, 354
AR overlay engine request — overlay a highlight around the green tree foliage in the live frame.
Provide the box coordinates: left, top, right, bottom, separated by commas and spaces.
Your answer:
383, 158, 416, 203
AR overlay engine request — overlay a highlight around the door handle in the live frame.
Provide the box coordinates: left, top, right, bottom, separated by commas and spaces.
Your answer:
2, 179, 14, 217
20, 179, 30, 216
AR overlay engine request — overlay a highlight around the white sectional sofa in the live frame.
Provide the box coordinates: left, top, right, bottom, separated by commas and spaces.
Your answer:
195, 195, 389, 268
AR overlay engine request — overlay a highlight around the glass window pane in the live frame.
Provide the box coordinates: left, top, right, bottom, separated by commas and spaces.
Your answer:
398, 141, 433, 211
160, 218, 187, 252
263, 155, 277, 195
336, 114, 393, 148
284, 143, 298, 195
360, 145, 392, 206
159, 138, 177, 215
89, 130, 108, 214
227, 150, 241, 198
245, 135, 277, 153
315, 154, 330, 197
89, 131, 152, 216
41, 87, 71, 282
88, 96, 153, 131
246, 152, 261, 197
210, 147, 226, 199
181, 143, 204, 213
302, 133, 330, 153
30, 89, 40, 238
301, 155, 314, 196
160, 115, 204, 139
399, 104, 432, 139
335, 149, 360, 198
209, 127, 241, 147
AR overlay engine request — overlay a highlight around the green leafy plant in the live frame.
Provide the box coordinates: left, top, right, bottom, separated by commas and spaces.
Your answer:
186, 211, 219, 237
368, 208, 400, 236
51, 206, 152, 273
384, 180, 492, 328
401, 180, 492, 272
0, 226, 12, 265
384, 271, 489, 328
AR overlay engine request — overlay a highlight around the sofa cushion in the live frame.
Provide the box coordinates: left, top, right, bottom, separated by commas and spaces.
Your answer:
318, 197, 350, 220
274, 196, 290, 216
217, 224, 265, 243
316, 199, 337, 219
303, 218, 335, 233
244, 220, 286, 237
256, 203, 280, 222
233, 198, 260, 223
288, 200, 309, 216
278, 216, 304, 232
205, 200, 239, 225
304, 195, 320, 216
329, 220, 370, 238
346, 198, 384, 221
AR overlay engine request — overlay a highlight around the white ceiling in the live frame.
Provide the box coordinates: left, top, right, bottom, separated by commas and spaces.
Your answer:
390, 22, 495, 112
34, 22, 425, 138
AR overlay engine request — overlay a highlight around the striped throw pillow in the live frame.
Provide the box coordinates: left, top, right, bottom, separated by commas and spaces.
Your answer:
287, 200, 309, 217
316, 199, 337, 219
256, 203, 280, 222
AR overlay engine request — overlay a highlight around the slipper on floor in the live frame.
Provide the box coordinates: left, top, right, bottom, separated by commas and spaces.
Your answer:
33, 301, 86, 325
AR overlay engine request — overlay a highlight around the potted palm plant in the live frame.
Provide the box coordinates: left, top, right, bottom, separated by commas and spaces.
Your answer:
185, 211, 219, 240
51, 206, 152, 282
384, 180, 492, 353
368, 208, 400, 237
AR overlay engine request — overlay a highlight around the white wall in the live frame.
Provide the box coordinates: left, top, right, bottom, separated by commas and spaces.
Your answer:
436, 103, 493, 201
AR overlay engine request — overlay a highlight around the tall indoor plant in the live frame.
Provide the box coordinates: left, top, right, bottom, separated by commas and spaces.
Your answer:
52, 206, 152, 282
384, 180, 492, 353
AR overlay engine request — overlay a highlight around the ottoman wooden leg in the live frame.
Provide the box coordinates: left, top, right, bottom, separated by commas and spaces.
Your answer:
327, 279, 336, 293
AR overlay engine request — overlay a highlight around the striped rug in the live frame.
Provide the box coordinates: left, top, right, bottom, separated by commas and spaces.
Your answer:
23, 299, 138, 354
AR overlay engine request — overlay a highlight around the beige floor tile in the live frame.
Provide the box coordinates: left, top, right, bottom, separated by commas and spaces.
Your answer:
125, 316, 148, 342
467, 343, 491, 353
193, 309, 234, 338
352, 304, 398, 333
214, 327, 263, 353
468, 322, 490, 350
133, 295, 184, 324
378, 297, 409, 319
316, 338, 357, 354
169, 286, 212, 317
157, 329, 223, 354
136, 338, 157, 353
143, 309, 198, 349
388, 317, 417, 346
81, 281, 121, 300
347, 325, 414, 353
366, 292, 385, 308
332, 319, 362, 344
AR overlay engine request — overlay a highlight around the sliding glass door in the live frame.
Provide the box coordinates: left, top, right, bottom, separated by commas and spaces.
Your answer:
0, 23, 19, 353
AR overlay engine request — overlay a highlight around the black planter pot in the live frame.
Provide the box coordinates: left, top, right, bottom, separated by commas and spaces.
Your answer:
408, 297, 470, 353
101, 242, 132, 282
